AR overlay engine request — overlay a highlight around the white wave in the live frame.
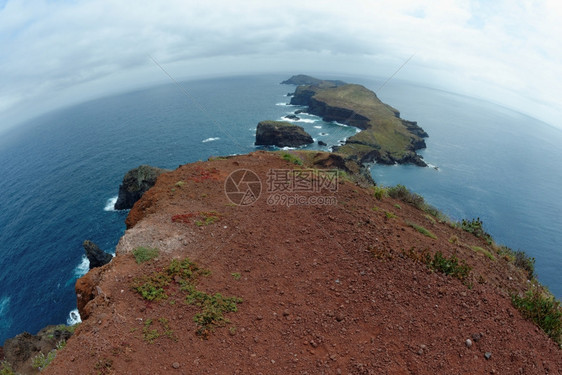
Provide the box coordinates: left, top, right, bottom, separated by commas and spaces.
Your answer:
314, 125, 322, 129
67, 309, 82, 325
294, 118, 317, 123
74, 255, 90, 278
275, 102, 294, 106
281, 146, 297, 150
0, 296, 10, 317
104, 196, 118, 212
202, 137, 220, 143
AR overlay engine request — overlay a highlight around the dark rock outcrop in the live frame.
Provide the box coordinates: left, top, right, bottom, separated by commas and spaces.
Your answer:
318, 140, 327, 146
284, 114, 300, 121
3, 326, 74, 374
255, 121, 313, 148
114, 165, 170, 210
83, 240, 112, 269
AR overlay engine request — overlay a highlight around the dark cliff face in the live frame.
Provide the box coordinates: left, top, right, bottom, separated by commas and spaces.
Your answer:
255, 120, 313, 147
308, 97, 370, 129
114, 165, 170, 210
288, 78, 428, 167
83, 240, 112, 269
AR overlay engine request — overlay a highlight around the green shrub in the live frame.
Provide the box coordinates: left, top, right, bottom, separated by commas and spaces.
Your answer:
0, 361, 16, 375
513, 250, 535, 279
132, 247, 159, 264
31, 350, 57, 371
387, 184, 447, 221
373, 186, 387, 200
192, 293, 242, 337
281, 152, 303, 165
424, 251, 471, 281
512, 287, 562, 345
459, 218, 492, 244
407, 222, 437, 239
132, 257, 241, 338
388, 184, 424, 207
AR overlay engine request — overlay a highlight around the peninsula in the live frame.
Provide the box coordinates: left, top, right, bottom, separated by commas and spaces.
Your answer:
283, 75, 428, 166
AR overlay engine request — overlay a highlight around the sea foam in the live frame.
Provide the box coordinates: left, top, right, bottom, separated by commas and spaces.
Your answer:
202, 137, 220, 143
104, 196, 118, 212
74, 255, 90, 279
67, 309, 81, 325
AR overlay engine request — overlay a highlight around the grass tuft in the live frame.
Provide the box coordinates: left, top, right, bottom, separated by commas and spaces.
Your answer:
387, 184, 448, 221
132, 247, 160, 264
407, 222, 437, 239
470, 246, 496, 260
281, 152, 303, 166
424, 251, 471, 281
512, 286, 562, 345
373, 186, 387, 200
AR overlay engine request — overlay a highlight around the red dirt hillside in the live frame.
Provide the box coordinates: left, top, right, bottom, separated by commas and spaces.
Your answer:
44, 151, 561, 374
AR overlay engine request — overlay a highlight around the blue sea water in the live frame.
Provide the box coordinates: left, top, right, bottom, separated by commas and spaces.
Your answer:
0, 74, 561, 344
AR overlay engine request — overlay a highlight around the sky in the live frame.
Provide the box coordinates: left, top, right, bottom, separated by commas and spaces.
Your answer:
1, 0, 561, 132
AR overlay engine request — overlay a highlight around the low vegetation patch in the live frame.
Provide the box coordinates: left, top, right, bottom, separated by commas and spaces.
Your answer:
470, 246, 496, 260
512, 287, 562, 345
407, 221, 437, 239
172, 211, 223, 226
0, 361, 16, 375
31, 340, 66, 371
372, 185, 387, 200
384, 211, 396, 219
387, 184, 447, 221
458, 218, 492, 244
281, 152, 303, 166
513, 250, 536, 279
132, 246, 160, 264
142, 318, 176, 343
424, 251, 471, 281
132, 257, 241, 338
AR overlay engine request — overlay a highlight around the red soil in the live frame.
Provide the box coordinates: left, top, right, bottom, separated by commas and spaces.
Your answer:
44, 151, 561, 375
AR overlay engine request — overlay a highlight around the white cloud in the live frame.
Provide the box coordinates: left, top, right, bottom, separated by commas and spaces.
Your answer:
0, 0, 561, 131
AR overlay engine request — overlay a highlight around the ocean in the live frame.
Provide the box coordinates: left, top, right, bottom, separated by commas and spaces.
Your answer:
0, 74, 561, 344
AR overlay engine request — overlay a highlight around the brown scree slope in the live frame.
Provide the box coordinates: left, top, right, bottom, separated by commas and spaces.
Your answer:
44, 151, 561, 375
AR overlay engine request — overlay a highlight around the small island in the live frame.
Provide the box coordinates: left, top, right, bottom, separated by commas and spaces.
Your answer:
255, 120, 313, 148
283, 75, 428, 166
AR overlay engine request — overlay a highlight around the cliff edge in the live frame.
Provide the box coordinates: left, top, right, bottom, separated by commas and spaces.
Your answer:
37, 152, 560, 374
285, 75, 428, 166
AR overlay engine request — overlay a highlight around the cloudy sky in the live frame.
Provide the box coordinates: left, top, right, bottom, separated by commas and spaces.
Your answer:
1, 0, 561, 132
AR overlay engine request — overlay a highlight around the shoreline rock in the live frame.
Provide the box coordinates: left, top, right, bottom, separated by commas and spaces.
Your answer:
255, 120, 313, 147
285, 75, 428, 166
82, 240, 112, 269
114, 165, 170, 210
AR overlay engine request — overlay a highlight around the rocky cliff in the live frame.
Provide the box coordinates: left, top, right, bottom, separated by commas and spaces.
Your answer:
114, 165, 170, 210
285, 76, 428, 166
29, 151, 560, 375
255, 120, 313, 147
